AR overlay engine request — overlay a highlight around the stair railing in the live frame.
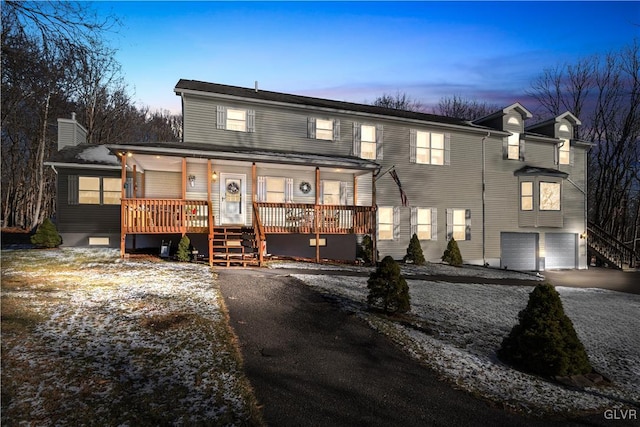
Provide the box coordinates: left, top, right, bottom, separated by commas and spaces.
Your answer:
587, 221, 637, 269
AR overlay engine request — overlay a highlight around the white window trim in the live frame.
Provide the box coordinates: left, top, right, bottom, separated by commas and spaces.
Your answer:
539, 181, 561, 211
411, 207, 437, 241
446, 208, 471, 241
410, 130, 450, 165
217, 106, 255, 133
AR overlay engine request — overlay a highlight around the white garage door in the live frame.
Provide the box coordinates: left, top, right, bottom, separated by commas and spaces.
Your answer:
501, 232, 539, 271
545, 233, 577, 269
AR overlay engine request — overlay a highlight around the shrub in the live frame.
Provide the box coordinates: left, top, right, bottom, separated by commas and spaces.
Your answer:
176, 235, 191, 262
403, 233, 426, 265
30, 218, 62, 248
367, 256, 410, 314
498, 283, 592, 377
357, 234, 377, 265
441, 237, 462, 266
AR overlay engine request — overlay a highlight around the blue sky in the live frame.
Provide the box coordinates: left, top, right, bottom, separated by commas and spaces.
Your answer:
95, 1, 640, 115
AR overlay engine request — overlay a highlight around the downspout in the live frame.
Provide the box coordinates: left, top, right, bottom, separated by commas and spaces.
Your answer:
482, 132, 489, 267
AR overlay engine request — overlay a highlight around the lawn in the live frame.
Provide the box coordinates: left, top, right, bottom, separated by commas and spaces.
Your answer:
1, 248, 262, 426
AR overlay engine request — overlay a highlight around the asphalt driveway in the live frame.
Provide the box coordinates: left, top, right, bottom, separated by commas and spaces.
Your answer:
217, 268, 630, 426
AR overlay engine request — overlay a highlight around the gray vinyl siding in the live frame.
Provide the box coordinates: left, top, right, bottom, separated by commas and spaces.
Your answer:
145, 171, 181, 199
56, 168, 121, 237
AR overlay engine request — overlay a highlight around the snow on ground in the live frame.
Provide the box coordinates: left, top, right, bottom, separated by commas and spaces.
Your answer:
289, 270, 640, 415
1, 248, 253, 425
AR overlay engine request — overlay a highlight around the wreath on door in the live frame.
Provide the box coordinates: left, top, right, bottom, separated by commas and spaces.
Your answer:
226, 181, 240, 194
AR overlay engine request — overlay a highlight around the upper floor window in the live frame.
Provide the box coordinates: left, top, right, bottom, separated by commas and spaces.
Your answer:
507, 116, 520, 125
539, 182, 561, 211
410, 130, 450, 165
446, 208, 471, 241
70, 176, 121, 205
558, 139, 571, 165
411, 207, 437, 241
307, 118, 340, 141
354, 123, 383, 160
505, 132, 523, 160
520, 182, 533, 211
216, 106, 255, 132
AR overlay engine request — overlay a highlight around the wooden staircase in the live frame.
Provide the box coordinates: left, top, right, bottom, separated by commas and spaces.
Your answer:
211, 226, 260, 267
587, 221, 638, 270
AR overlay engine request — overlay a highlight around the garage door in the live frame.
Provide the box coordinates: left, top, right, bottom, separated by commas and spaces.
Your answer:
501, 232, 539, 271
545, 233, 577, 269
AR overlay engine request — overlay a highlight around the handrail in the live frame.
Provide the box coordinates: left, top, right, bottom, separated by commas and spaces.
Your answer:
252, 201, 266, 265
122, 198, 209, 234
587, 221, 637, 269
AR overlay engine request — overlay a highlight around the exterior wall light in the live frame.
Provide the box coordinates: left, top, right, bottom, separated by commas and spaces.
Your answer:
188, 175, 196, 187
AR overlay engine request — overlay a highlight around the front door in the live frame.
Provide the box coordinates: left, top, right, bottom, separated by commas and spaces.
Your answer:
219, 173, 246, 225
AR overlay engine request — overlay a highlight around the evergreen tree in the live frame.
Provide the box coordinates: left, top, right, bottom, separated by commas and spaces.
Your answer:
367, 256, 410, 314
357, 234, 376, 265
403, 233, 426, 265
30, 218, 61, 248
498, 283, 592, 377
176, 235, 191, 262
442, 237, 463, 266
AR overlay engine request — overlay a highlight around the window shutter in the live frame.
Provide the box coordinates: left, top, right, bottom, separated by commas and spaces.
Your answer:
444, 133, 451, 166
502, 138, 508, 160
352, 122, 361, 156
570, 146, 575, 166
376, 124, 384, 160
431, 207, 438, 241
393, 206, 400, 240
126, 177, 134, 198
68, 175, 79, 205
410, 207, 418, 237
446, 208, 453, 241
465, 208, 472, 241
257, 176, 266, 202
519, 139, 526, 161
307, 117, 316, 139
333, 119, 340, 141
216, 106, 226, 130
409, 129, 417, 163
247, 109, 256, 133
339, 181, 348, 205
285, 178, 294, 203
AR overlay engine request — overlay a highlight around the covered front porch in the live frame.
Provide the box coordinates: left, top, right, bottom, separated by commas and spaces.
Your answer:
111, 142, 379, 265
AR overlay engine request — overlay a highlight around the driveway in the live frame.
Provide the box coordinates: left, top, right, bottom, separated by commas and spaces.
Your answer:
544, 267, 640, 295
218, 268, 628, 426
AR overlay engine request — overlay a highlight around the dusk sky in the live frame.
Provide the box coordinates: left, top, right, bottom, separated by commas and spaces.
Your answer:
94, 1, 640, 115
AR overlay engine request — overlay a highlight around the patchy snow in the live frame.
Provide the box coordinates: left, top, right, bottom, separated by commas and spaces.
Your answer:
1, 248, 253, 425
76, 145, 120, 165
289, 271, 640, 415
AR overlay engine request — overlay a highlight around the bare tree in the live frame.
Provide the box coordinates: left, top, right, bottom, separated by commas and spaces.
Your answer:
372, 91, 424, 112
434, 95, 499, 121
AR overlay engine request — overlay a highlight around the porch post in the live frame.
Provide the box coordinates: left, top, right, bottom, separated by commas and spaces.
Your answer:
372, 172, 377, 264
181, 157, 187, 235
120, 152, 127, 259
315, 167, 320, 263
208, 159, 213, 267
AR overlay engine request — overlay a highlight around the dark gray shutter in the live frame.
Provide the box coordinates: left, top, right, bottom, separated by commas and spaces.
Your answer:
444, 133, 451, 165
216, 106, 226, 130
333, 119, 340, 141
376, 124, 384, 160
446, 208, 453, 241
502, 138, 508, 160
410, 207, 418, 237
465, 209, 472, 241
431, 207, 438, 241
352, 122, 361, 156
247, 109, 256, 133
519, 139, 525, 161
570, 145, 575, 166
409, 129, 417, 163
307, 117, 316, 139
68, 175, 79, 205
393, 206, 400, 240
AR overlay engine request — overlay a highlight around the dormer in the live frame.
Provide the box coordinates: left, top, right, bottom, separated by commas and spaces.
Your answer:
473, 102, 533, 132
525, 111, 581, 140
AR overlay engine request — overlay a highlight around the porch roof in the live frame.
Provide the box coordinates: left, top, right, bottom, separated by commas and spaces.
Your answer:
107, 141, 380, 171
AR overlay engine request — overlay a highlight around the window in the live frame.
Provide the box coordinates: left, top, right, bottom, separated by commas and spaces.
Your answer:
412, 207, 437, 241
558, 139, 571, 165
378, 206, 394, 240
361, 125, 377, 160
539, 182, 560, 211
447, 208, 471, 241
308, 118, 340, 141
316, 119, 333, 140
508, 116, 520, 125
410, 130, 450, 165
216, 106, 255, 132
520, 182, 533, 211
266, 177, 285, 203
257, 176, 293, 203
322, 180, 341, 205
507, 133, 520, 160
73, 176, 122, 205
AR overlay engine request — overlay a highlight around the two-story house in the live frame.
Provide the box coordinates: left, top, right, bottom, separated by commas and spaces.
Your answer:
46, 80, 591, 270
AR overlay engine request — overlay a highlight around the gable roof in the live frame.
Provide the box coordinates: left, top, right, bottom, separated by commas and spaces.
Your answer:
175, 79, 471, 127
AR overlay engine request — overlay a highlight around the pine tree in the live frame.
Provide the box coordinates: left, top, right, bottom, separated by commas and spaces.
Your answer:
367, 256, 410, 314
442, 237, 462, 266
357, 234, 376, 265
30, 218, 62, 248
498, 283, 592, 377
176, 235, 191, 262
403, 233, 426, 265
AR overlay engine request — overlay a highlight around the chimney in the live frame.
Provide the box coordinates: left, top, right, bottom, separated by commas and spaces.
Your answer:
57, 112, 88, 151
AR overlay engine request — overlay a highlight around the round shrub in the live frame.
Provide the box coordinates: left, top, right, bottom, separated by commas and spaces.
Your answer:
30, 218, 62, 248
367, 256, 410, 314
404, 233, 426, 266
442, 237, 462, 266
498, 283, 592, 377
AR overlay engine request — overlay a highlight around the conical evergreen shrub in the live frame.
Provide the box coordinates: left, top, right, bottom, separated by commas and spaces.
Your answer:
442, 237, 462, 266
176, 235, 191, 262
357, 234, 377, 265
30, 218, 62, 248
367, 256, 410, 314
498, 283, 592, 377
403, 233, 426, 265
